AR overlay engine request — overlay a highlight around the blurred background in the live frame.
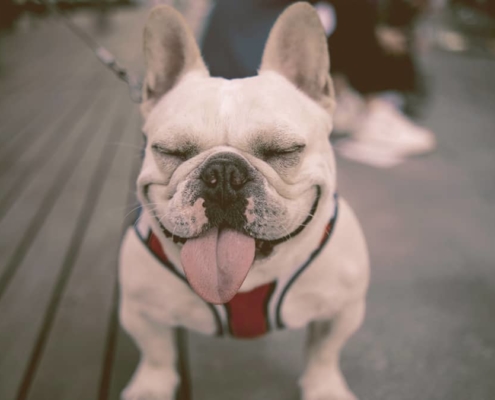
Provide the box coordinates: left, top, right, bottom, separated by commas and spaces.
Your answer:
0, 0, 494, 399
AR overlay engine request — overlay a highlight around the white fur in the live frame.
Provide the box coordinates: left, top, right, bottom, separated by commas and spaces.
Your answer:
119, 4, 369, 400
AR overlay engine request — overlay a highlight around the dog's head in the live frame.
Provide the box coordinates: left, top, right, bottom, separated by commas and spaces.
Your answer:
138, 3, 337, 304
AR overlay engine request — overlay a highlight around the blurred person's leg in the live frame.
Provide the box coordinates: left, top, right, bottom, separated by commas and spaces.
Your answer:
0, 0, 18, 30
326, 0, 418, 94
323, 0, 436, 163
201, 0, 284, 79
203, 0, 425, 95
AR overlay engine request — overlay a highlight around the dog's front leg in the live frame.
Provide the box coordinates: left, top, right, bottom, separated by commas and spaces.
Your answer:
120, 303, 179, 400
300, 301, 365, 400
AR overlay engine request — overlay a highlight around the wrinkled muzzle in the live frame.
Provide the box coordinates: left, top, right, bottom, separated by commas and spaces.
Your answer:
180, 152, 257, 304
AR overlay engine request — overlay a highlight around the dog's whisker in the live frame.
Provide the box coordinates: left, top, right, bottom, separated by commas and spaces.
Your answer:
278, 222, 293, 241
157, 213, 174, 234
157, 213, 167, 225
122, 204, 145, 220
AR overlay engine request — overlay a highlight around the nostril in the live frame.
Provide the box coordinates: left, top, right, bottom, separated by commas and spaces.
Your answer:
230, 171, 247, 190
201, 167, 219, 188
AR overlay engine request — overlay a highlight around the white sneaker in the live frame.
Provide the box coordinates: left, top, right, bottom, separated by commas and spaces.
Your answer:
352, 99, 436, 157
334, 139, 405, 168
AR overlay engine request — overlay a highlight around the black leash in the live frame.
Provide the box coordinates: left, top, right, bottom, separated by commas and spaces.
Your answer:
37, 0, 143, 103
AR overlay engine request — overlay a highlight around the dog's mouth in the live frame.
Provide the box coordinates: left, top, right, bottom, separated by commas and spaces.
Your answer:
149, 187, 321, 304
156, 219, 285, 259
155, 186, 320, 256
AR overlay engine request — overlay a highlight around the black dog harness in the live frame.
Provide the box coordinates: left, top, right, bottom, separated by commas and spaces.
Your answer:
134, 196, 339, 339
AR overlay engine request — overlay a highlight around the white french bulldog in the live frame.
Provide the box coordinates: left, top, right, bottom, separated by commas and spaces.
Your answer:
119, 3, 369, 400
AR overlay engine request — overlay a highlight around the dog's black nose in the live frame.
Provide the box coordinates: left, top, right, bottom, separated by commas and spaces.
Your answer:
200, 153, 250, 207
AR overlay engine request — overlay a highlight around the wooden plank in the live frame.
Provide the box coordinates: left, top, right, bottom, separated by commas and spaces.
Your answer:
0, 18, 94, 96
21, 101, 142, 400
0, 89, 108, 295
0, 93, 41, 148
0, 99, 60, 163
0, 90, 98, 220
0, 54, 98, 169
0, 91, 128, 400
0, 91, 26, 118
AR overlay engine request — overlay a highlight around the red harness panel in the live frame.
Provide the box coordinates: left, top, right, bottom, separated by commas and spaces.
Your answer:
225, 282, 276, 339
148, 233, 169, 263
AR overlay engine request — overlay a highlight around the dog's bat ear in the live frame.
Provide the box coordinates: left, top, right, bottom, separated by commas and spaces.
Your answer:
260, 2, 335, 114
141, 5, 208, 117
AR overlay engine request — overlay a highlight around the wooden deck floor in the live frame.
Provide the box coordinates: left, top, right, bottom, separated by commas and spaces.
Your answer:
1, 4, 495, 400
0, 7, 149, 400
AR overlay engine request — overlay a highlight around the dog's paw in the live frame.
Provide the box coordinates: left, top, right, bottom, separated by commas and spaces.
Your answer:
302, 392, 357, 400
122, 390, 171, 400
121, 364, 178, 400
300, 369, 358, 400
301, 385, 357, 400
122, 383, 175, 400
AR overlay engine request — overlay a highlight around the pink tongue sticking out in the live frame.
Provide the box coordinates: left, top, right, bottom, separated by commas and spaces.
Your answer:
180, 227, 256, 304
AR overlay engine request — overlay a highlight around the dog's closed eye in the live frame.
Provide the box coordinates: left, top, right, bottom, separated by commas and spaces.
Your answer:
255, 143, 306, 171
257, 144, 306, 161
152, 143, 198, 162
